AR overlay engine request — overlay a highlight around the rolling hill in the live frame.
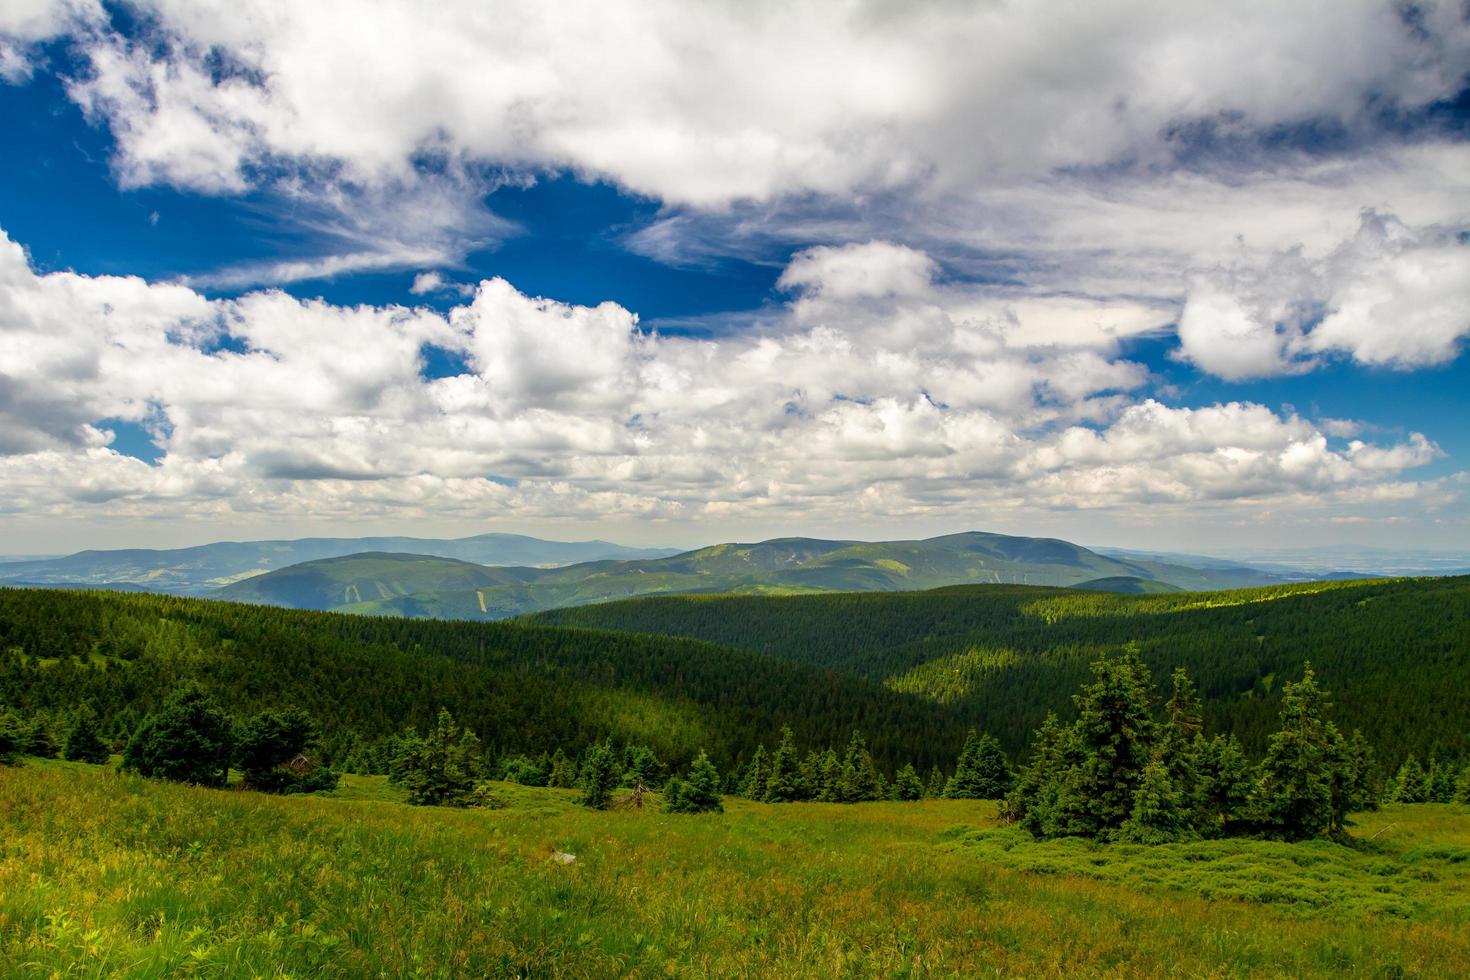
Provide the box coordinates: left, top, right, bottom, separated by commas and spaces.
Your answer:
0, 533, 679, 596
528, 575, 1470, 767
219, 531, 1290, 618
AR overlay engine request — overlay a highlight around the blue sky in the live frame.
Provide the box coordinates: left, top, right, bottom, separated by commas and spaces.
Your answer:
1, 1, 1468, 555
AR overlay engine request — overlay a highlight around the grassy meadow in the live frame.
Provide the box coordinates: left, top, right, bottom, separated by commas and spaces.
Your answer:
3, 760, 1469, 977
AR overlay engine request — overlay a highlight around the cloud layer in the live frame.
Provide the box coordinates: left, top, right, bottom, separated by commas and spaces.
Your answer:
0, 228, 1450, 536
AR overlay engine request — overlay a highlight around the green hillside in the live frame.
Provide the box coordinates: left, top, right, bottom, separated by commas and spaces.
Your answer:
230, 531, 1289, 619
4, 761, 1468, 977
1073, 575, 1183, 594
528, 575, 1470, 767
0, 588, 963, 772
213, 552, 538, 610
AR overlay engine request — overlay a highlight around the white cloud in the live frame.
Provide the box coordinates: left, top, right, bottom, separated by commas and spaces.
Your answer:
1177, 211, 1470, 378
0, 227, 1454, 540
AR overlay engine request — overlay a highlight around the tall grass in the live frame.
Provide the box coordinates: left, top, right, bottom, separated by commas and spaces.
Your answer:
2, 760, 1467, 977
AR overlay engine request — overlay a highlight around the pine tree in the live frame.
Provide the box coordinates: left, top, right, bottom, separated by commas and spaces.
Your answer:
892, 763, 924, 801
120, 687, 234, 787
621, 744, 662, 789
579, 741, 618, 810
798, 750, 822, 801
1455, 764, 1470, 805
1252, 666, 1339, 839
1391, 755, 1430, 803
401, 708, 483, 807
665, 749, 723, 814
925, 764, 945, 799
62, 702, 111, 764
236, 706, 337, 793
1118, 757, 1189, 844
1341, 730, 1380, 812
1057, 650, 1157, 837
0, 709, 22, 766
764, 726, 801, 802
1003, 711, 1069, 834
738, 744, 768, 799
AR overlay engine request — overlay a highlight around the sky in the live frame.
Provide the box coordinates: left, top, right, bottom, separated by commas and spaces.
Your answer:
1, 0, 1469, 556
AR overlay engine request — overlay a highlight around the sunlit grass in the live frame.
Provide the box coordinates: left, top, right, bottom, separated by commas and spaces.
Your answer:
2, 761, 1468, 976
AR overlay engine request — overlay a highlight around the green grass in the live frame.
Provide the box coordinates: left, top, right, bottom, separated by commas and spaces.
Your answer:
3, 761, 1468, 977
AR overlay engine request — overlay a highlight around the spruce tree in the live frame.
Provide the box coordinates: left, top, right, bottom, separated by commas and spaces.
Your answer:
0, 709, 22, 766
665, 750, 723, 814
944, 729, 982, 798
837, 731, 883, 802
236, 706, 337, 793
798, 750, 823, 801
1194, 733, 1251, 833
1341, 730, 1380, 812
1118, 757, 1189, 844
1456, 764, 1470, 805
62, 702, 111, 764
925, 764, 946, 799
816, 748, 841, 802
893, 763, 924, 801
1158, 668, 1204, 819
1058, 650, 1157, 837
1251, 666, 1339, 839
1428, 754, 1457, 803
401, 708, 482, 807
738, 744, 768, 799
1391, 755, 1430, 803
22, 715, 58, 759
1003, 711, 1070, 834
764, 726, 801, 802
621, 745, 662, 789
579, 741, 618, 810
547, 748, 578, 788
121, 687, 234, 787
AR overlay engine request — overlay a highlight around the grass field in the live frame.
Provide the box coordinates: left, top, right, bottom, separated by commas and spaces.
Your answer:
2, 760, 1468, 977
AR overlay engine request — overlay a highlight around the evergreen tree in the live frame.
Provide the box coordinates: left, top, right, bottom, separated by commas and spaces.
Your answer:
621, 744, 663, 789
837, 731, 883, 802
892, 762, 924, 801
1455, 764, 1470, 805
738, 744, 768, 799
816, 748, 841, 802
22, 714, 58, 759
1117, 757, 1189, 844
944, 729, 982, 798
665, 749, 723, 814
120, 687, 233, 787
236, 706, 337, 793
1157, 668, 1204, 817
500, 753, 549, 786
399, 708, 483, 807
1193, 733, 1251, 833
764, 726, 801, 802
0, 708, 22, 766
62, 702, 111, 764
579, 741, 618, 810
1003, 711, 1069, 834
1341, 730, 1380, 812
1391, 755, 1430, 803
1428, 754, 1457, 803
797, 750, 822, 801
1251, 666, 1340, 839
925, 764, 946, 799
547, 748, 578, 789
1058, 650, 1157, 838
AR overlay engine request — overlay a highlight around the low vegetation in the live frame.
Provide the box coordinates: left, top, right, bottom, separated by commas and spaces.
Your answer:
2, 760, 1468, 976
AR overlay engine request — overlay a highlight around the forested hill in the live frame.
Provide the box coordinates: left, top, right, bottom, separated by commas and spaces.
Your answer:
527, 575, 1470, 767
0, 589, 964, 773
216, 530, 1291, 619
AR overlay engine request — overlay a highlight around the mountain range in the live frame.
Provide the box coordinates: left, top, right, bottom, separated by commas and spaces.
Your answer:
0, 533, 680, 595
211, 530, 1294, 619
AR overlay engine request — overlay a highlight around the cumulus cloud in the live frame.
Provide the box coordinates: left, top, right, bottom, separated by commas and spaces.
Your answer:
1177, 211, 1470, 378
0, 227, 1451, 536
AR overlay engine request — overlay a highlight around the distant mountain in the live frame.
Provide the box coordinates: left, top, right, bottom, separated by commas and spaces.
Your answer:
1072, 576, 1182, 594
0, 533, 680, 596
218, 530, 1291, 619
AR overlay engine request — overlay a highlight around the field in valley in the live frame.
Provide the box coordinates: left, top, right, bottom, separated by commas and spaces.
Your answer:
3, 760, 1468, 978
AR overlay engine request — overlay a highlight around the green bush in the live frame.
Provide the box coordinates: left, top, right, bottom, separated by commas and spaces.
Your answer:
120, 687, 233, 787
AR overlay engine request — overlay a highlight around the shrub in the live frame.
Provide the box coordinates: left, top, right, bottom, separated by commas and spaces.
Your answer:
236, 706, 339, 794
